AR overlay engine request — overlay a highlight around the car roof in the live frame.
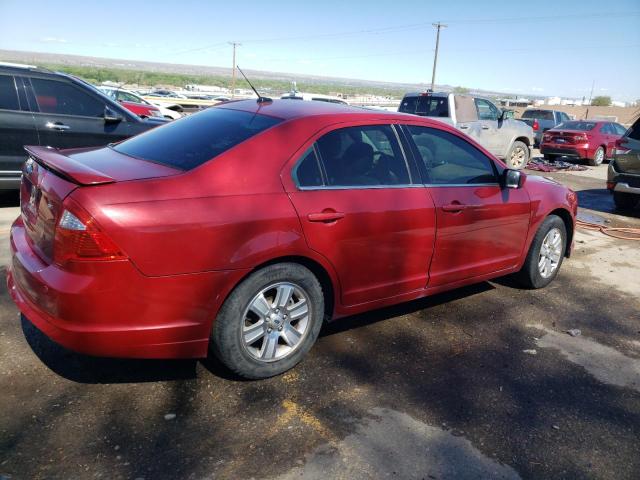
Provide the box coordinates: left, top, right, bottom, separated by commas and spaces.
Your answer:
219, 98, 418, 122
403, 91, 448, 98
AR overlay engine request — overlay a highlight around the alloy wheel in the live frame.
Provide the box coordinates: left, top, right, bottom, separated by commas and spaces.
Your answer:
538, 227, 563, 278
241, 282, 311, 362
509, 146, 527, 169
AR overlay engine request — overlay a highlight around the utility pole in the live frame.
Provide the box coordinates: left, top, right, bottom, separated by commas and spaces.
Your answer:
229, 42, 241, 98
585, 79, 595, 119
430, 22, 447, 92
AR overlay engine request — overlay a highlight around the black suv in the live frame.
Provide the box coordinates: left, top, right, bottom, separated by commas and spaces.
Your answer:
607, 117, 640, 210
0, 63, 167, 190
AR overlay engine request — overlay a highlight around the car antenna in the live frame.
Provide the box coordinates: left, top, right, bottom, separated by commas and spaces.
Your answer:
237, 66, 271, 103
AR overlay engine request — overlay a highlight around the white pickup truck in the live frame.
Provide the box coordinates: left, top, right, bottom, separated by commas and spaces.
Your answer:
399, 92, 535, 169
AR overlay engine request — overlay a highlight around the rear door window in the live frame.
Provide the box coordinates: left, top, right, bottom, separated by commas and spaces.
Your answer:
30, 78, 106, 117
293, 147, 324, 188
113, 107, 281, 170
406, 125, 498, 185
0, 75, 20, 111
315, 125, 411, 187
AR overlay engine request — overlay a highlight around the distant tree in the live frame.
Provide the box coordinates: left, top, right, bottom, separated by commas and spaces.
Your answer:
591, 96, 612, 106
453, 86, 469, 94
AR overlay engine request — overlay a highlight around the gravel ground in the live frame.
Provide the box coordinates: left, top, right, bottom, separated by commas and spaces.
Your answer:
0, 158, 639, 480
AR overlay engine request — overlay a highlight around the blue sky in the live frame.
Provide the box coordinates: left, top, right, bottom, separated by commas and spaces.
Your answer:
1, 0, 639, 101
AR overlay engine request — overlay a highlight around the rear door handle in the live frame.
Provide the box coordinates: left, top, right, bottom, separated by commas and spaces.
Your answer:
45, 122, 70, 131
308, 211, 345, 223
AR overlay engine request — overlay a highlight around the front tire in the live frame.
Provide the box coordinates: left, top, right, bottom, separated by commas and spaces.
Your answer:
516, 215, 567, 289
507, 141, 530, 169
588, 146, 605, 166
210, 263, 324, 379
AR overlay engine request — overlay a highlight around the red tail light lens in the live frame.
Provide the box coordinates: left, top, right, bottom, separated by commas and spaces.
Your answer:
615, 138, 631, 155
532, 119, 539, 131
574, 134, 588, 143
54, 200, 126, 265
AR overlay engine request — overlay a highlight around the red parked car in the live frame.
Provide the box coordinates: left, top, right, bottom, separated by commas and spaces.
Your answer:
540, 120, 627, 166
7, 100, 577, 379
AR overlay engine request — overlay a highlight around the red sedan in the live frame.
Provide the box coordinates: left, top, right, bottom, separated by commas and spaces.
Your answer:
540, 120, 627, 166
7, 100, 577, 379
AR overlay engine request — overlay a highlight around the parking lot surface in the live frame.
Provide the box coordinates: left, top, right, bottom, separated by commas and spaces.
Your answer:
1, 159, 639, 480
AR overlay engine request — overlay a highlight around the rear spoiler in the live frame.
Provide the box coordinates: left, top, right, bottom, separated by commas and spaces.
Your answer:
24, 146, 115, 186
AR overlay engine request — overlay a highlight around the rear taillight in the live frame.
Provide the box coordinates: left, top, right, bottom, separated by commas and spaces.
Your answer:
614, 138, 631, 155
543, 133, 552, 142
532, 119, 539, 131
573, 134, 588, 143
54, 200, 126, 265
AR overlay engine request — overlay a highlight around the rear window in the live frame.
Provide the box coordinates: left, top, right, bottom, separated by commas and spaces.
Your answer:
113, 107, 282, 170
522, 110, 554, 121
627, 119, 640, 141
558, 121, 596, 131
399, 95, 449, 118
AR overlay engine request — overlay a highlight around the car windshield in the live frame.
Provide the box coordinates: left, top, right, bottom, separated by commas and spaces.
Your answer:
522, 110, 554, 121
557, 121, 596, 131
113, 107, 282, 170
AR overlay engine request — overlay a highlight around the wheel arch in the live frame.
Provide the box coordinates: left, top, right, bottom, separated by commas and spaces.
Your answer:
549, 208, 574, 257
228, 255, 338, 322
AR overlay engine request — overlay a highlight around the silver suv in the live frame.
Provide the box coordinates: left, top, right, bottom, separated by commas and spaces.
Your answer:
399, 92, 534, 169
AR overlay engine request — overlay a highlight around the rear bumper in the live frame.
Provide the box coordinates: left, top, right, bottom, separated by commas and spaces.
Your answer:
540, 145, 590, 158
607, 161, 640, 193
7, 218, 248, 359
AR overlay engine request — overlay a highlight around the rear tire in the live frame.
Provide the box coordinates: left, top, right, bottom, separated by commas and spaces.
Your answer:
507, 141, 530, 169
516, 215, 567, 289
613, 191, 638, 210
588, 146, 605, 166
210, 263, 324, 379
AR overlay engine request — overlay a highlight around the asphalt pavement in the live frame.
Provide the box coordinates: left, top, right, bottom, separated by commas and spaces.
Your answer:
1, 159, 639, 480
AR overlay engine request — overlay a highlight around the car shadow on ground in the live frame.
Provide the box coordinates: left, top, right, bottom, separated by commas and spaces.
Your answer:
0, 191, 20, 208
21, 317, 199, 384
20, 283, 496, 385
576, 188, 640, 220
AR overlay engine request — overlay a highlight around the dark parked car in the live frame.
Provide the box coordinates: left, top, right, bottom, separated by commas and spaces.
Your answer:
0, 63, 166, 190
607, 117, 640, 209
8, 99, 577, 379
519, 109, 572, 147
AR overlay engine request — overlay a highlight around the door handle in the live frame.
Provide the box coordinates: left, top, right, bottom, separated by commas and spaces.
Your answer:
45, 122, 70, 131
441, 203, 481, 212
308, 211, 345, 223
459, 125, 469, 129
481, 125, 490, 130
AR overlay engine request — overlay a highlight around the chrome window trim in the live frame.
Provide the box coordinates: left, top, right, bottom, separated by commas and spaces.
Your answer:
390, 124, 414, 185
297, 184, 425, 191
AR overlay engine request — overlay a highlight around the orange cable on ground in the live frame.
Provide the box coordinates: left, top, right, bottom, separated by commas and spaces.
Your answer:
576, 219, 640, 240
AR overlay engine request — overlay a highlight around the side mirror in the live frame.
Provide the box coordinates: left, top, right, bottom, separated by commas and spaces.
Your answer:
504, 169, 523, 189
103, 106, 123, 124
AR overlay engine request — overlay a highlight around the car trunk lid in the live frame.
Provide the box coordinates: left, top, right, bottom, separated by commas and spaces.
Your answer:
20, 146, 182, 264
545, 130, 588, 144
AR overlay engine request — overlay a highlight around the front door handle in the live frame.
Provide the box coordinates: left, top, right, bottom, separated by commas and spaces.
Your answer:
45, 122, 70, 131
441, 203, 481, 212
308, 211, 345, 223
459, 125, 469, 129
481, 125, 490, 130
